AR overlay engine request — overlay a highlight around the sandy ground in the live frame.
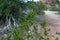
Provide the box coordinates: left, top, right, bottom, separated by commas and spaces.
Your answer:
44, 10, 60, 40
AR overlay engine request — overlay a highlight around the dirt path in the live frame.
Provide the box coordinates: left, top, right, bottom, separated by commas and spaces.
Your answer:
44, 11, 60, 40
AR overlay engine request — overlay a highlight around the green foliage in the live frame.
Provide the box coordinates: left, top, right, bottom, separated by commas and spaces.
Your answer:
12, 27, 24, 40
27, 1, 36, 9
36, 2, 46, 11
45, 37, 50, 40
56, 32, 60, 35
24, 10, 35, 21
0, 0, 26, 17
5, 10, 47, 40
6, 27, 25, 40
49, 5, 58, 11
40, 20, 46, 28
48, 28, 50, 31
35, 2, 46, 15
55, 37, 59, 40
4, 1, 48, 40
44, 28, 48, 36
37, 11, 45, 15
6, 10, 35, 40
27, 1, 46, 15
6, 34, 11, 40
39, 36, 43, 40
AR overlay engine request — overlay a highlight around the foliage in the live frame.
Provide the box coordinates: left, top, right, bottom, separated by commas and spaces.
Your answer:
49, 5, 58, 11
5, 10, 48, 40
5, 10, 35, 40
44, 28, 48, 36
45, 37, 50, 40
0, 0, 26, 18
6, 27, 24, 40
2, 0, 50, 40
40, 20, 46, 28
55, 37, 59, 40
27, 1, 46, 15
56, 32, 60, 35
24, 10, 35, 21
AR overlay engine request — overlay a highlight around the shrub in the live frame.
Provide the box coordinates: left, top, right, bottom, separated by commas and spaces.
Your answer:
40, 20, 46, 28
49, 6, 58, 11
